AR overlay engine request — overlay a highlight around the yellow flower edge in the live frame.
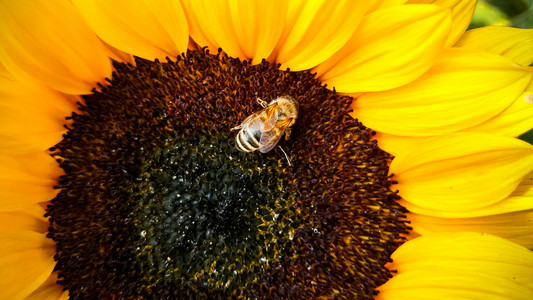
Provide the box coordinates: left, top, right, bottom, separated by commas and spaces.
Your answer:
405, 172, 533, 248
377, 232, 533, 300
0, 0, 532, 298
390, 132, 533, 214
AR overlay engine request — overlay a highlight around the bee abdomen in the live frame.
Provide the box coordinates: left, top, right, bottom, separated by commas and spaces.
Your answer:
235, 127, 261, 152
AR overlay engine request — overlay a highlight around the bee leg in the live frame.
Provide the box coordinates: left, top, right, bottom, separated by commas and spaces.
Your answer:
231, 125, 242, 131
278, 146, 291, 166
257, 98, 268, 108
284, 128, 292, 140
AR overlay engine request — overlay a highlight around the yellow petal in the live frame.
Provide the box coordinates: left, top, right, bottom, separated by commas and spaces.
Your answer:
0, 70, 76, 155
378, 232, 533, 299
390, 133, 533, 213
26, 272, 68, 300
375, 132, 429, 157
402, 171, 533, 218
389, 232, 533, 286
179, 0, 219, 53
378, 270, 533, 300
406, 174, 533, 248
456, 26, 533, 66
353, 48, 532, 136
409, 210, 533, 249
467, 91, 533, 137
408, 0, 477, 45
0, 153, 61, 211
228, 0, 288, 64
368, 0, 408, 12
182, 1, 242, 57
0, 0, 112, 95
101, 41, 135, 65
315, 4, 450, 93
374, 90, 533, 157
0, 205, 48, 233
72, 0, 189, 61
0, 230, 56, 300
181, 0, 287, 64
273, 0, 371, 71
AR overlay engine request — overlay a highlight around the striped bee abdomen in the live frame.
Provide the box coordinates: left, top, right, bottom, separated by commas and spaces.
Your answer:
235, 126, 261, 152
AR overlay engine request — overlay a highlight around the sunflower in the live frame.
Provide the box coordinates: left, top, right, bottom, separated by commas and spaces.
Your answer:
1, 0, 533, 299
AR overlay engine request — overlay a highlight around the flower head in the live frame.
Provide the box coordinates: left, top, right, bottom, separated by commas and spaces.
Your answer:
1, 0, 532, 299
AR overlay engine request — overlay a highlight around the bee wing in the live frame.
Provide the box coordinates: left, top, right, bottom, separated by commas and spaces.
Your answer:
261, 104, 279, 132
259, 118, 292, 153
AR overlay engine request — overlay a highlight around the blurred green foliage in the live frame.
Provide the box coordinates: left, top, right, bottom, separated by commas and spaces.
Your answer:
470, 0, 533, 29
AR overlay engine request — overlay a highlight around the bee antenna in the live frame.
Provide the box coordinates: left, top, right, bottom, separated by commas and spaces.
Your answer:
278, 146, 291, 166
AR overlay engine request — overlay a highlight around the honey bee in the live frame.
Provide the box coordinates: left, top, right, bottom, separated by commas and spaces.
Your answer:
231, 96, 298, 163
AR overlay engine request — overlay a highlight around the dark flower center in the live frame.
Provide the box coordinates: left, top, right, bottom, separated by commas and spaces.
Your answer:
47, 49, 408, 299
131, 131, 298, 294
